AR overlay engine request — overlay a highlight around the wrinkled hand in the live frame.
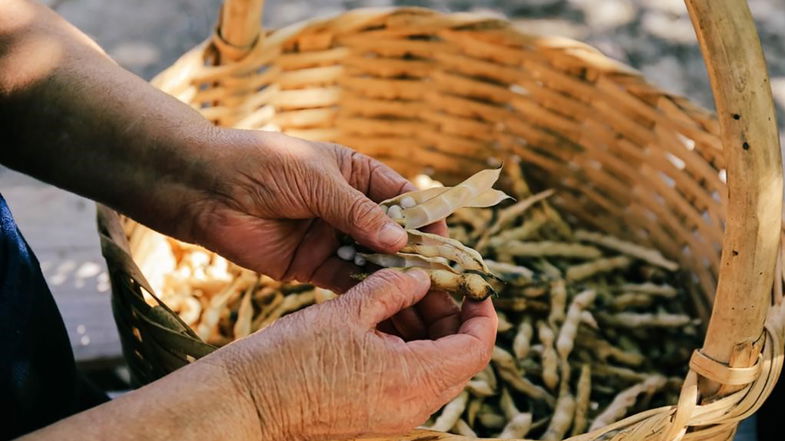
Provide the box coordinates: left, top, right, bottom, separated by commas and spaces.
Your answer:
183, 129, 445, 292
218, 269, 497, 441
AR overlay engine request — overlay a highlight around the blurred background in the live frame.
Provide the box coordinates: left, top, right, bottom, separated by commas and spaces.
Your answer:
1, 0, 783, 436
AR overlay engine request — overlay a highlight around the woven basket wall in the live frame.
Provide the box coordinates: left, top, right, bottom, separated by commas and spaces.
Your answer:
97, 1, 785, 440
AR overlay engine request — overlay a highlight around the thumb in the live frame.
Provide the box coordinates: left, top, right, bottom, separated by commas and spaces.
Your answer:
317, 179, 408, 253
335, 269, 431, 328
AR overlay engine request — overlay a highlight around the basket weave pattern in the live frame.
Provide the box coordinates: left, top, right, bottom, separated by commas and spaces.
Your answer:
97, 4, 785, 441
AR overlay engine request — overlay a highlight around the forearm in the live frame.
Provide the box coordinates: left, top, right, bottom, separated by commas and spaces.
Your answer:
0, 0, 222, 237
19, 354, 264, 441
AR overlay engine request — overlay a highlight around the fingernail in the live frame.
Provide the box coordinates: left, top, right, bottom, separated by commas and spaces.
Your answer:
378, 223, 406, 248
406, 268, 431, 285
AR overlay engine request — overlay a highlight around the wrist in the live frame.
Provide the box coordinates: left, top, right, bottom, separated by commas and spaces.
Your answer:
123, 123, 233, 241
212, 338, 299, 441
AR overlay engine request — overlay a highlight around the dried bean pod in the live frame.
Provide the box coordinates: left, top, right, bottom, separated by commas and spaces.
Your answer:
485, 260, 534, 280
477, 189, 555, 248
499, 388, 519, 420
466, 397, 483, 426
575, 331, 645, 366
478, 412, 506, 430
591, 363, 650, 383
541, 394, 575, 441
513, 318, 534, 360
404, 230, 492, 274
402, 168, 503, 229
575, 230, 678, 271
493, 347, 555, 405
451, 419, 477, 438
253, 290, 315, 330
232, 288, 254, 339
610, 293, 654, 310
487, 216, 547, 248
497, 241, 602, 259
618, 282, 678, 297
497, 312, 514, 333
431, 391, 469, 432
498, 413, 533, 439
580, 310, 599, 329
566, 256, 631, 281
381, 187, 510, 210
177, 295, 202, 326
537, 321, 559, 390
589, 376, 667, 430
571, 364, 592, 436
421, 269, 496, 301
196, 274, 251, 341
496, 366, 556, 407
556, 290, 597, 361
537, 259, 563, 279
598, 312, 693, 328
467, 379, 495, 397
359, 253, 455, 272
548, 279, 567, 325
251, 291, 283, 332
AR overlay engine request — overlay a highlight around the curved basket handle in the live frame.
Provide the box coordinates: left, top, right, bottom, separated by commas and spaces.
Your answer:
216, 0, 265, 60
685, 0, 783, 398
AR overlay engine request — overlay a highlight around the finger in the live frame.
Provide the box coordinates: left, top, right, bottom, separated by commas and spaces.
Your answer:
283, 219, 337, 282
315, 178, 408, 253
458, 297, 498, 344
406, 298, 497, 377
335, 268, 431, 327
414, 291, 461, 339
345, 150, 416, 203
389, 307, 427, 341
309, 256, 361, 293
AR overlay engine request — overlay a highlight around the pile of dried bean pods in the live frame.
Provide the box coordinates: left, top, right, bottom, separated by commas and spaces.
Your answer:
143, 241, 334, 346
423, 164, 702, 439
146, 163, 701, 440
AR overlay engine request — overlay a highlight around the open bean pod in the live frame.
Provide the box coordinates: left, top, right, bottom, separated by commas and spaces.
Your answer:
341, 168, 511, 300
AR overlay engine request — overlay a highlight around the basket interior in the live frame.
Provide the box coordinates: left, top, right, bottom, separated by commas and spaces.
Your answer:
150, 7, 725, 319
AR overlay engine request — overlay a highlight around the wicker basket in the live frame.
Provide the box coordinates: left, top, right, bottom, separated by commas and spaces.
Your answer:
97, 0, 785, 439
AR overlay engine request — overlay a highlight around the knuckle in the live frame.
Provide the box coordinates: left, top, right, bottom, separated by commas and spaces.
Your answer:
370, 269, 410, 292
469, 343, 493, 373
347, 197, 380, 228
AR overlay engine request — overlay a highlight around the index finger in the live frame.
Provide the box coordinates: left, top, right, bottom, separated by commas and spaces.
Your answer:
354, 153, 416, 203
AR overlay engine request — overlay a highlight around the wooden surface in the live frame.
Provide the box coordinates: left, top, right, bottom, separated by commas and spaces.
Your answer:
0, 168, 123, 368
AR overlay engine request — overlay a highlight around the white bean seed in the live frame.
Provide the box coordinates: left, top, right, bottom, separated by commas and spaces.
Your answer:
337, 245, 356, 261
387, 205, 403, 220
400, 196, 416, 209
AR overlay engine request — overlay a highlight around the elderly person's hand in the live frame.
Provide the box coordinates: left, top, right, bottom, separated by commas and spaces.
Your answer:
221, 269, 496, 440
171, 129, 446, 293
26, 269, 497, 441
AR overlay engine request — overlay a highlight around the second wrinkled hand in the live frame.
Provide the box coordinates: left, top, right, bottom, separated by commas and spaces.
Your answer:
218, 269, 497, 441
